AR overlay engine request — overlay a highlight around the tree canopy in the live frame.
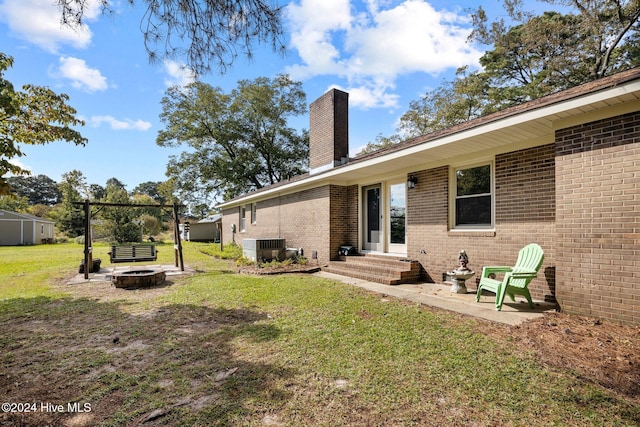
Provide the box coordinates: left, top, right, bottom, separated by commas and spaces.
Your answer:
56, 0, 285, 75
364, 0, 640, 154
6, 174, 62, 205
472, 0, 640, 81
0, 167, 181, 242
157, 74, 309, 201
470, 0, 640, 102
0, 53, 86, 194
54, 170, 89, 237
101, 180, 142, 243
132, 181, 167, 204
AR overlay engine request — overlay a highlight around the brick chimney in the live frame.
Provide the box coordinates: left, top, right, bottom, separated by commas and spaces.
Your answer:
309, 88, 349, 174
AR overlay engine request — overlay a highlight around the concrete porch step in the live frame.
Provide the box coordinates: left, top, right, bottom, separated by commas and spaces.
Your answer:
336, 253, 413, 266
323, 254, 421, 285
324, 262, 412, 277
322, 265, 404, 285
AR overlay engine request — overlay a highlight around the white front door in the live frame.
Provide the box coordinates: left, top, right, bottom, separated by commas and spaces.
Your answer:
362, 184, 383, 251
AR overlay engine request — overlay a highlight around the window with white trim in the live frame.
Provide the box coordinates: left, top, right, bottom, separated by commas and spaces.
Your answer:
452, 162, 493, 228
251, 203, 257, 224
240, 206, 246, 232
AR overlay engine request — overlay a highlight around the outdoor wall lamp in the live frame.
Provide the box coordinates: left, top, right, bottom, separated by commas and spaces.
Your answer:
407, 175, 418, 189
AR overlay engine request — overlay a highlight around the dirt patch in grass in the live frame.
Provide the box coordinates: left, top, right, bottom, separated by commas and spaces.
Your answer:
56, 278, 178, 307
2, 276, 284, 426
473, 311, 640, 402
1, 272, 639, 426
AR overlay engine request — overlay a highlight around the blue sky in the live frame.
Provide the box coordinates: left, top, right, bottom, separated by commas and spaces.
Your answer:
0, 0, 508, 193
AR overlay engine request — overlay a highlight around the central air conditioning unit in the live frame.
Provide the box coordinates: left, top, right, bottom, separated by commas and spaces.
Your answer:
242, 238, 286, 262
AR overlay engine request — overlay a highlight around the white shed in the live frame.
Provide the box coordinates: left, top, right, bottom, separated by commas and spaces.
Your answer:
181, 214, 221, 242
0, 209, 55, 245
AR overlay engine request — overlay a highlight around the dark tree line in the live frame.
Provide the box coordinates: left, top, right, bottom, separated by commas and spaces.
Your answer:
2, 172, 176, 241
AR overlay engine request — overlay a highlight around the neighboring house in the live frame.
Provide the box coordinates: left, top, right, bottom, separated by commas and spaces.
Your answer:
219, 68, 640, 326
182, 214, 222, 242
0, 209, 55, 245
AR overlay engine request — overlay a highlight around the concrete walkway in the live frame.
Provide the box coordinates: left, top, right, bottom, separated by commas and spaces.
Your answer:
314, 271, 557, 326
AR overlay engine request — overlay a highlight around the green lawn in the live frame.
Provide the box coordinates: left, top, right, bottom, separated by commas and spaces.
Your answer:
0, 242, 638, 426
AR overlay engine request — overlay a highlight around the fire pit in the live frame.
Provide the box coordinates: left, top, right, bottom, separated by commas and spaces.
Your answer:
111, 269, 166, 289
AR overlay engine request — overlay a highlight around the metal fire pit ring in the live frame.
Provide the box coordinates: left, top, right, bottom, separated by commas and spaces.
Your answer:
111, 268, 166, 289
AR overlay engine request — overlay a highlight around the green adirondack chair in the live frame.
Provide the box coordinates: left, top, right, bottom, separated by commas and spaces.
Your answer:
476, 244, 544, 311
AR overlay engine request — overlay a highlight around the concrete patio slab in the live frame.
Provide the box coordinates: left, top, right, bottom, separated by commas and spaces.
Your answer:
314, 271, 557, 326
67, 264, 196, 285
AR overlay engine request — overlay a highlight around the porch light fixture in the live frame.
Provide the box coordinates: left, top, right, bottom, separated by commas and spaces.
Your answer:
407, 175, 418, 189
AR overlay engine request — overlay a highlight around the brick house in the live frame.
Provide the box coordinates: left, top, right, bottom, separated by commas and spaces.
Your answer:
219, 68, 640, 325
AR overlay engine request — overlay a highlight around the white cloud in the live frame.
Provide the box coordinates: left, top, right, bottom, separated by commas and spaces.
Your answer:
0, 0, 101, 52
88, 115, 152, 131
163, 60, 197, 87
55, 56, 108, 92
344, 83, 399, 109
347, 1, 477, 77
285, 0, 483, 109
288, 0, 352, 32
7, 158, 31, 175
286, 0, 352, 77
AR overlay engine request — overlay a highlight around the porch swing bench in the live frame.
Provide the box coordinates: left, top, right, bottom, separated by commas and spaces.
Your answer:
108, 244, 158, 263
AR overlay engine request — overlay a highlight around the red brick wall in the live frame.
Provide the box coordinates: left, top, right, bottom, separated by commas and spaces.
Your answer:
221, 185, 357, 265
494, 145, 557, 301
309, 89, 349, 171
406, 166, 449, 283
407, 145, 557, 302
329, 185, 359, 258
555, 111, 640, 324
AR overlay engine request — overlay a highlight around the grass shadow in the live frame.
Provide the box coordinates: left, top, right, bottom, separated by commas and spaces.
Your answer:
0, 296, 294, 426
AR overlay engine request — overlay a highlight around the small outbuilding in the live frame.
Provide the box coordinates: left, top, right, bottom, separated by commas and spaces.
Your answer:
0, 209, 55, 245
181, 214, 222, 242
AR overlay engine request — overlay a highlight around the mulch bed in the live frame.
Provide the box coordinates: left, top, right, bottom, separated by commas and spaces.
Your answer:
473, 311, 640, 401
